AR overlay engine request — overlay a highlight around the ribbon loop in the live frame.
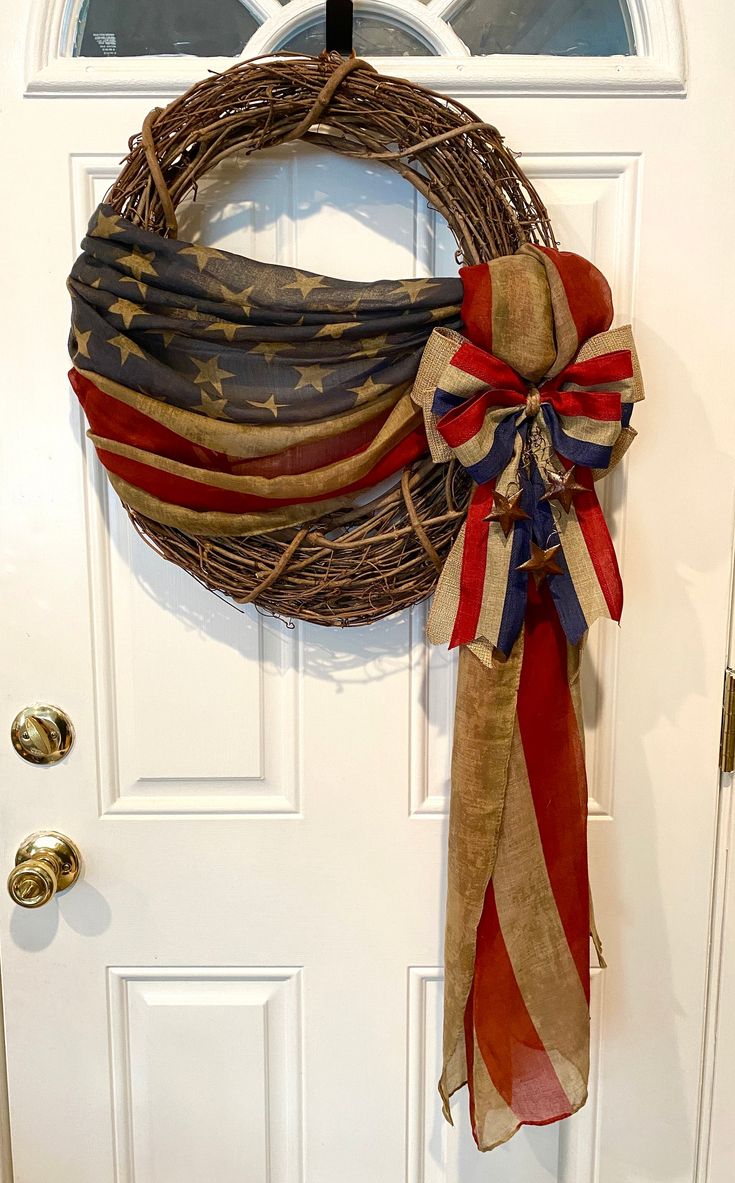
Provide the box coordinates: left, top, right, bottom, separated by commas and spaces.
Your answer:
412, 320, 644, 659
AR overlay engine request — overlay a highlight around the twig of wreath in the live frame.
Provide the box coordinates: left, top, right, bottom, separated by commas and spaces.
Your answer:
106, 51, 555, 627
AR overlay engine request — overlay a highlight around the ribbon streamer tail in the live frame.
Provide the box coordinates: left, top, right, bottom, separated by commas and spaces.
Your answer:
442, 582, 593, 1150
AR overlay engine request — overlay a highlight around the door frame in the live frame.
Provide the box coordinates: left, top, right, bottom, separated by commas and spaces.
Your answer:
7, 0, 732, 1179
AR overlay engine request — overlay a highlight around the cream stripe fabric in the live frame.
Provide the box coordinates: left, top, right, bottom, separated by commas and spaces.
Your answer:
453, 406, 521, 471
439, 642, 524, 1116
469, 1028, 520, 1151
410, 327, 464, 462
522, 245, 580, 379
87, 393, 420, 497
76, 366, 409, 459
557, 508, 611, 624
476, 526, 514, 650
426, 521, 467, 646
563, 379, 634, 395
566, 641, 607, 967
107, 474, 354, 536
557, 413, 621, 448
437, 366, 490, 399
475, 436, 524, 645
488, 255, 556, 381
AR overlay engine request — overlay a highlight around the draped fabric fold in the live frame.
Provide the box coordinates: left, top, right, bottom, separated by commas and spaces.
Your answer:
67, 203, 461, 534
442, 589, 592, 1150
412, 244, 644, 1151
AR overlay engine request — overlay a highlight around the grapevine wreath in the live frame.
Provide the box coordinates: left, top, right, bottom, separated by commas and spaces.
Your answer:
67, 51, 643, 1151
69, 51, 554, 624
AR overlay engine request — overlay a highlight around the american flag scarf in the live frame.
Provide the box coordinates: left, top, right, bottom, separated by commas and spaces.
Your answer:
67, 203, 462, 534
413, 244, 644, 1150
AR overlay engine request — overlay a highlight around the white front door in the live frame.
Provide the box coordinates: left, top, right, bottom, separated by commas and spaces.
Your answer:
1, 2, 733, 1181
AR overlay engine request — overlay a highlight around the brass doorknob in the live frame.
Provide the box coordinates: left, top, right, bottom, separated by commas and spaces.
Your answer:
7, 832, 82, 909
11, 704, 75, 765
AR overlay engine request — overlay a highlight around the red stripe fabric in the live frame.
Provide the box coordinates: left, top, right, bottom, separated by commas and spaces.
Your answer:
458, 261, 494, 353
95, 426, 428, 514
568, 466, 624, 620
469, 883, 572, 1122
439, 390, 521, 448
70, 368, 393, 478
450, 340, 524, 389
534, 245, 613, 345
545, 388, 622, 421
449, 483, 495, 648
562, 350, 633, 386
516, 581, 591, 994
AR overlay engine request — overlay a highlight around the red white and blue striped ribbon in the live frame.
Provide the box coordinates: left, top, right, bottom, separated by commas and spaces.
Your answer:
416, 326, 640, 658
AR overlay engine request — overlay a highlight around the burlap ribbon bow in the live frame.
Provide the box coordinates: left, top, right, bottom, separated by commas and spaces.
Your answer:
413, 243, 644, 659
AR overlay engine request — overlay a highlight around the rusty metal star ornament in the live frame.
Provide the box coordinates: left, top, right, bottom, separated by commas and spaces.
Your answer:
517, 542, 564, 586
484, 490, 529, 538
540, 466, 586, 513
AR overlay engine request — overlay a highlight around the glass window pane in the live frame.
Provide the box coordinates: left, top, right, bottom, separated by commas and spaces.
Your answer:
70, 0, 636, 60
73, 0, 260, 57
277, 15, 437, 57
449, 0, 634, 56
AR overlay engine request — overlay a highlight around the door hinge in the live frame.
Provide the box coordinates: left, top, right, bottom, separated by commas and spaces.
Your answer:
720, 669, 735, 773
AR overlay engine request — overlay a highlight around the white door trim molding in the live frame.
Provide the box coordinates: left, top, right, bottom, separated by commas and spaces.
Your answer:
693, 517, 735, 1182
0, 984, 13, 1183
25, 0, 687, 97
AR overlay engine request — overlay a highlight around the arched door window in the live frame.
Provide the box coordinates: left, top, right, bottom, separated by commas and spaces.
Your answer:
69, 0, 635, 60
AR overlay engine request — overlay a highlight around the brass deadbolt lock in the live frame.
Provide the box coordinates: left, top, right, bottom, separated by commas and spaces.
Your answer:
7, 832, 82, 909
11, 704, 74, 765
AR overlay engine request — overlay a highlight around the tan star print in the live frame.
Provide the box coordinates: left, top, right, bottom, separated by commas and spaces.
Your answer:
109, 298, 146, 329
108, 335, 145, 366
245, 394, 281, 418
316, 322, 350, 339
180, 244, 226, 271
284, 272, 327, 299
196, 391, 230, 419
205, 320, 240, 342
191, 355, 235, 396
249, 341, 291, 362
73, 329, 91, 358
117, 248, 157, 281
356, 334, 390, 358
394, 278, 441, 304
92, 210, 125, 239
159, 330, 176, 348
294, 365, 332, 393
91, 278, 102, 289
120, 276, 148, 298
219, 283, 255, 314
348, 375, 392, 399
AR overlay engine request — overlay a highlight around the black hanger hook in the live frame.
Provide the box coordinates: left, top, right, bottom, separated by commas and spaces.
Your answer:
325, 0, 354, 55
